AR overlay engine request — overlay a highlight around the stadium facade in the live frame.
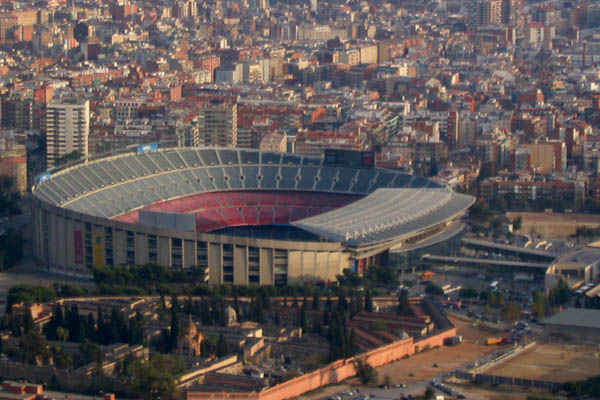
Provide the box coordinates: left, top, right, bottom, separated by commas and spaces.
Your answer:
31, 146, 474, 284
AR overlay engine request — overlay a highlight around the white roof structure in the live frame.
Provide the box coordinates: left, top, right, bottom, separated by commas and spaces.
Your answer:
293, 188, 474, 247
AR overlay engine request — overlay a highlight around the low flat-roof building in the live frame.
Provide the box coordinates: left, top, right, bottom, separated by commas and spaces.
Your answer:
542, 308, 600, 342
545, 243, 600, 291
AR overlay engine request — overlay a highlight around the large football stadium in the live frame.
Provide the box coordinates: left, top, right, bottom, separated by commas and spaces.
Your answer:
31, 146, 474, 284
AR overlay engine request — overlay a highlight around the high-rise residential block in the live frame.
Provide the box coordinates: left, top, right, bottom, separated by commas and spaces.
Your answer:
197, 99, 238, 147
45, 99, 89, 168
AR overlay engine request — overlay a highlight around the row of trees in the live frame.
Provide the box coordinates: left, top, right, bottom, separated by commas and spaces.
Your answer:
120, 353, 186, 400
564, 376, 600, 398
572, 225, 600, 239
43, 303, 144, 346
6, 284, 88, 313
531, 280, 571, 319
457, 280, 572, 322
93, 264, 206, 288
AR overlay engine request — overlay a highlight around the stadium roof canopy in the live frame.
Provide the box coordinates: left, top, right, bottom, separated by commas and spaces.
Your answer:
32, 147, 440, 219
293, 188, 474, 247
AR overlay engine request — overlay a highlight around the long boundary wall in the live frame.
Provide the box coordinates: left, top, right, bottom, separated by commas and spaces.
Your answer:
186, 327, 456, 400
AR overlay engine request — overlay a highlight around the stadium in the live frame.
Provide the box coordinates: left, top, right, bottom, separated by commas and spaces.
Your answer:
31, 146, 474, 284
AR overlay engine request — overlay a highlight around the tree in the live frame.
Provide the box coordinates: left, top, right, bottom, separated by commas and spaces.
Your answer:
337, 289, 348, 311
354, 359, 378, 384
168, 300, 179, 351
79, 339, 103, 365
67, 304, 83, 342
532, 291, 547, 320
216, 333, 228, 357
257, 288, 271, 311
20, 331, 51, 365
171, 295, 180, 313
513, 216, 523, 231
501, 302, 522, 324
488, 291, 505, 308
371, 321, 387, 331
458, 287, 479, 299
364, 289, 374, 312
299, 302, 308, 332
23, 309, 34, 335
469, 201, 493, 222
129, 313, 144, 345
424, 387, 435, 400
274, 309, 281, 326
122, 354, 184, 400
337, 269, 361, 286
548, 279, 571, 307
51, 345, 73, 370
397, 290, 413, 316
54, 150, 82, 167
44, 304, 64, 341
425, 283, 444, 295
57, 327, 69, 342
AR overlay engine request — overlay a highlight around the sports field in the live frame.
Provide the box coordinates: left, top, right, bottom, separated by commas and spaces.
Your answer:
507, 212, 600, 238
485, 343, 600, 382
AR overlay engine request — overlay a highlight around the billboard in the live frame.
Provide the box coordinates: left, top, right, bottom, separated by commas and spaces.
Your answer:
74, 230, 83, 264
136, 143, 159, 154
92, 232, 104, 268
38, 172, 51, 184
323, 149, 375, 168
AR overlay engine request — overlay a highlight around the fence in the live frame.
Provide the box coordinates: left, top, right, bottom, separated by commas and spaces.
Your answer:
453, 341, 562, 392
454, 370, 561, 391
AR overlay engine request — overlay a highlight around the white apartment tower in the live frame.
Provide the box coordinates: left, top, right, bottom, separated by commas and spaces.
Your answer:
197, 99, 238, 147
45, 99, 89, 168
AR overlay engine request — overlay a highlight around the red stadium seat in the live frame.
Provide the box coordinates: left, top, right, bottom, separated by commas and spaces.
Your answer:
273, 206, 294, 224
220, 207, 245, 226
113, 190, 363, 232
240, 206, 260, 225
258, 207, 275, 224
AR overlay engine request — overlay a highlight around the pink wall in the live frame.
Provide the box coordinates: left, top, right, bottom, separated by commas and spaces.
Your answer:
187, 329, 457, 400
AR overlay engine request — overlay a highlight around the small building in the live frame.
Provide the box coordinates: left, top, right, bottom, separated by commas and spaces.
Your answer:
542, 308, 600, 342
545, 243, 600, 291
177, 316, 204, 357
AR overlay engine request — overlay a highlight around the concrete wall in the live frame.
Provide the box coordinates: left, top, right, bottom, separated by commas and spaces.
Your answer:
186, 327, 457, 400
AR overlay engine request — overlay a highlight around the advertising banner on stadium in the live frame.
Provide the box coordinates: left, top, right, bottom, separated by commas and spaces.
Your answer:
136, 143, 159, 154
74, 230, 83, 264
38, 172, 51, 184
92, 232, 104, 267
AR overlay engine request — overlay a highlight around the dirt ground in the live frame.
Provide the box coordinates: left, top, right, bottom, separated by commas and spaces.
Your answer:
447, 382, 563, 400
507, 212, 600, 238
484, 343, 600, 382
376, 317, 500, 384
